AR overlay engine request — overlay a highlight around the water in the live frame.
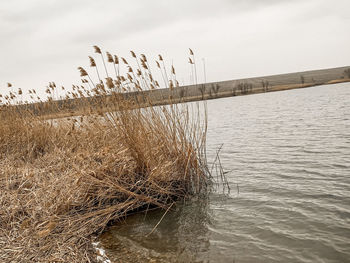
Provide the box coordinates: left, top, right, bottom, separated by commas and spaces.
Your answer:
100, 83, 350, 263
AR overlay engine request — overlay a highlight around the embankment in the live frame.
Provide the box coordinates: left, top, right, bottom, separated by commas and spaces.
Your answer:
11, 66, 350, 119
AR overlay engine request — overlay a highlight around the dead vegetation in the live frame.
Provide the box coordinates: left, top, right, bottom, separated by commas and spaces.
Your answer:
0, 47, 210, 262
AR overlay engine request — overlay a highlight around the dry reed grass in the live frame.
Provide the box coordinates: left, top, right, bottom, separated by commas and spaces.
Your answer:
0, 47, 210, 262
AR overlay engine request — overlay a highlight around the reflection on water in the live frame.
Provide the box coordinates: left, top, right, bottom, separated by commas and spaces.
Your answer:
100, 199, 213, 262
100, 83, 350, 263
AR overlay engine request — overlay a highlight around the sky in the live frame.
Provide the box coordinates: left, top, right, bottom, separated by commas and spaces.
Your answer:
0, 0, 349, 99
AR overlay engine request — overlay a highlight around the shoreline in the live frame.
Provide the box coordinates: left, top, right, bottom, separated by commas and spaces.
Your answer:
11, 66, 349, 120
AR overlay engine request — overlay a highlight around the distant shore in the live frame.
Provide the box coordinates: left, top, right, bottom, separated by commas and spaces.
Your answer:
11, 66, 350, 119
139, 65, 350, 107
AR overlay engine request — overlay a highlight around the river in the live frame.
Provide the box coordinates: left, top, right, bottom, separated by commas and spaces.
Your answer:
99, 83, 350, 263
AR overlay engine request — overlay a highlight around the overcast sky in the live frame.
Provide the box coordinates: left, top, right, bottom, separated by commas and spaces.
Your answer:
0, 0, 349, 98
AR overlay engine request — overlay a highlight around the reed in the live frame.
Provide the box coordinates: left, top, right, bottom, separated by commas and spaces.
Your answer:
0, 47, 210, 262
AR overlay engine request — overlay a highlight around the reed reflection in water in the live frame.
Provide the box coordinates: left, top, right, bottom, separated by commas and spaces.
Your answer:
100, 199, 214, 262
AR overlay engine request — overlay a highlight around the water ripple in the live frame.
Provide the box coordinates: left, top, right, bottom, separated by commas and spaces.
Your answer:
205, 83, 350, 262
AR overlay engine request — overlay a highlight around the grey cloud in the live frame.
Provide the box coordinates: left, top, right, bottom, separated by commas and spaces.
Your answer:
0, 0, 349, 95
0, 0, 301, 47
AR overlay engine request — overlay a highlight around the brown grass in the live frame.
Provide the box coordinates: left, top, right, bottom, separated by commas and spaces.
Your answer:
0, 47, 210, 262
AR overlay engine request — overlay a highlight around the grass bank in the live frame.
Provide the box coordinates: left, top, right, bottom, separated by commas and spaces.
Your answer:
0, 48, 211, 262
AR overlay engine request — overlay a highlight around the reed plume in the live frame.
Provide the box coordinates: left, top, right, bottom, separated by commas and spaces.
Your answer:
89, 56, 101, 83
157, 55, 169, 88
189, 48, 198, 85
94, 45, 109, 78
